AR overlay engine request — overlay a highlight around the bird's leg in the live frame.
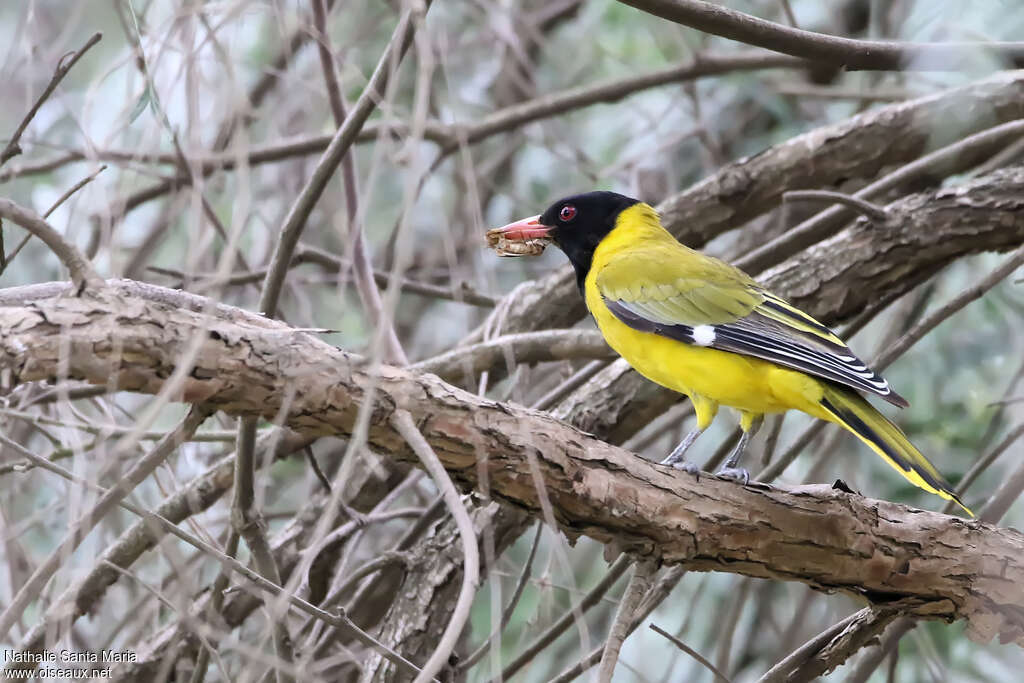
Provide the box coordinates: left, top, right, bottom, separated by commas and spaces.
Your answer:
660, 395, 717, 477
716, 413, 764, 485
660, 428, 704, 476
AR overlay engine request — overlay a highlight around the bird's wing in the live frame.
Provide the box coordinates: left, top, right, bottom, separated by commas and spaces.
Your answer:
596, 247, 907, 407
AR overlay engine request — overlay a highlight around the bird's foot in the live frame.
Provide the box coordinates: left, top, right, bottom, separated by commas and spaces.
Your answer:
715, 467, 750, 485
658, 456, 700, 480
676, 461, 700, 480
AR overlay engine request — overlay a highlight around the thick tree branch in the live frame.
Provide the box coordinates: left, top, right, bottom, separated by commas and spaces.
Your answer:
3, 277, 1024, 645
617, 0, 1024, 71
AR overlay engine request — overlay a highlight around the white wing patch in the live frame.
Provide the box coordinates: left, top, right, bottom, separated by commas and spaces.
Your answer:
692, 325, 716, 346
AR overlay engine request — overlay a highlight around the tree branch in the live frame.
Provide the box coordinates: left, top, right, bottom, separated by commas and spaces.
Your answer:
410, 329, 612, 382
597, 560, 656, 682
0, 32, 102, 166
392, 410, 479, 683
0, 198, 104, 292
617, 0, 1024, 71
4, 283, 1024, 646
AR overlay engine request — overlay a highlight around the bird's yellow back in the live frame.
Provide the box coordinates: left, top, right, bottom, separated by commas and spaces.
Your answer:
583, 204, 797, 414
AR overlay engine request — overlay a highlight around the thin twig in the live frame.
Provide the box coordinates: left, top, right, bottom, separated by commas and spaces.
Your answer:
102, 560, 230, 682
318, 551, 411, 606
777, 0, 797, 27
0, 407, 237, 443
649, 623, 732, 683
756, 609, 869, 683
459, 521, 543, 671
872, 244, 1024, 370
393, 409, 479, 683
312, 0, 346, 127
189, 530, 240, 683
0, 32, 102, 166
776, 84, 912, 101
411, 330, 613, 381
0, 198, 104, 291
841, 619, 916, 683
597, 560, 656, 682
231, 416, 294, 683
532, 359, 610, 411
44, 165, 107, 218
258, 2, 427, 321
312, 0, 405, 364
151, 242, 497, 306
783, 190, 889, 221
497, 555, 632, 682
0, 430, 424, 680
942, 423, 1024, 514
0, 406, 210, 641
549, 566, 687, 683
979, 455, 1024, 524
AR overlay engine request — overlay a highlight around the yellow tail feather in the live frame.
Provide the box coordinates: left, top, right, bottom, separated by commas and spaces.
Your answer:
819, 386, 972, 516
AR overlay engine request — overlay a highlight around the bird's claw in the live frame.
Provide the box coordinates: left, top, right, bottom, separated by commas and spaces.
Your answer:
675, 461, 700, 481
658, 456, 701, 481
715, 467, 750, 485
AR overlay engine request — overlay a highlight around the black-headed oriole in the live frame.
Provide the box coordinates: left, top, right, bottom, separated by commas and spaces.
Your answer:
489, 191, 969, 515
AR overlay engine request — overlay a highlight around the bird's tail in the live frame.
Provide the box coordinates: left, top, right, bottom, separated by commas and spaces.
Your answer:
818, 384, 971, 516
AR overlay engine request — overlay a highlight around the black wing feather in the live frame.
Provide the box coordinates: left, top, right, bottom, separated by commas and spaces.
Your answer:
604, 298, 908, 407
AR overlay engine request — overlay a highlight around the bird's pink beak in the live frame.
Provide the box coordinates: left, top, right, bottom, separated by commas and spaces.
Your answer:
485, 215, 553, 257
486, 215, 550, 241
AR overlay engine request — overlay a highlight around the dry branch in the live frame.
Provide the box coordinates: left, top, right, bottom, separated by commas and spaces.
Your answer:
0, 199, 104, 292
617, 0, 1024, 71
410, 329, 613, 382
359, 503, 529, 681
3, 223, 1024, 648
0, 32, 102, 166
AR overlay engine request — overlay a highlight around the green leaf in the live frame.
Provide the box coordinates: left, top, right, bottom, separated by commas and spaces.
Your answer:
128, 85, 152, 125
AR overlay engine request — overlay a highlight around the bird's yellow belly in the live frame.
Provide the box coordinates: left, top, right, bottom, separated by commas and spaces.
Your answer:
591, 302, 822, 415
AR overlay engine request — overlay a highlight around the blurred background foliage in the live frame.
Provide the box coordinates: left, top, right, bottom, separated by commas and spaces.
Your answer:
1, 0, 1023, 681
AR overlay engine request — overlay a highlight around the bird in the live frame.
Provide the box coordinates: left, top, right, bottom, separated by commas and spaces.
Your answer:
488, 190, 970, 515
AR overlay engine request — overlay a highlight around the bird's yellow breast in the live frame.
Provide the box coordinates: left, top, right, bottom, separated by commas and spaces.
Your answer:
583, 206, 824, 415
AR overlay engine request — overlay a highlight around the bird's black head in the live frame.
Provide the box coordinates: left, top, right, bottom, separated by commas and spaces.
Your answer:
537, 191, 639, 288
487, 190, 640, 290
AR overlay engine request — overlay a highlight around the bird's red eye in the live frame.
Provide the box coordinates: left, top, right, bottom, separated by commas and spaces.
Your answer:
559, 204, 576, 222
